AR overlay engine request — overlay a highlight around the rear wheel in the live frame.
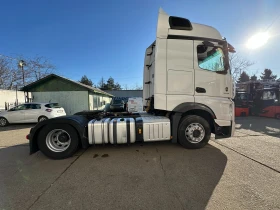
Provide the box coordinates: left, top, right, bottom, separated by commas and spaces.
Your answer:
38, 116, 48, 122
0, 117, 8, 127
178, 115, 211, 149
38, 124, 80, 159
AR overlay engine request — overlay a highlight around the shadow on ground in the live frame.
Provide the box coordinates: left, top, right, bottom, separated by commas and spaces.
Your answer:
0, 142, 228, 209
0, 123, 35, 132
235, 116, 280, 137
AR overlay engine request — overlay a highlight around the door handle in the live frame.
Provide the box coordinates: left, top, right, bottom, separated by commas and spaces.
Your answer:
196, 87, 206, 93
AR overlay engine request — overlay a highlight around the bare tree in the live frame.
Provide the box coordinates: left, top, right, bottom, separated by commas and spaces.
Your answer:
0, 57, 10, 88
123, 84, 129, 90
132, 83, 143, 90
0, 55, 56, 89
24, 56, 55, 81
229, 53, 254, 82
0, 56, 18, 89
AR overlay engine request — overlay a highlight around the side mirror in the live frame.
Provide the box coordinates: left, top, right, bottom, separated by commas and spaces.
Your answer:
228, 43, 236, 53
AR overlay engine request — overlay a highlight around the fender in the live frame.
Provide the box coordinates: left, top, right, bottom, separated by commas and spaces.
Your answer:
172, 102, 216, 118
171, 102, 216, 143
28, 115, 89, 154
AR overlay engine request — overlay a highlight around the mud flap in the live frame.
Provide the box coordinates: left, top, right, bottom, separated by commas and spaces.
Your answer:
214, 121, 233, 139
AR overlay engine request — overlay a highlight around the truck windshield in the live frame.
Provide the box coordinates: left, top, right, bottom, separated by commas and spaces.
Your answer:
198, 46, 225, 72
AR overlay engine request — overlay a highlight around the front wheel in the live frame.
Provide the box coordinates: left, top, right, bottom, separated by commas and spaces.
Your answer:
178, 115, 211, 149
0, 117, 8, 127
38, 124, 80, 159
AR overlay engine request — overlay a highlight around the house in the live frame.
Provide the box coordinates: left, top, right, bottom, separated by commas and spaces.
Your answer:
21, 74, 113, 115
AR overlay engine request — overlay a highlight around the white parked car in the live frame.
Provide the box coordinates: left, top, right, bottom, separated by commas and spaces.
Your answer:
0, 102, 66, 127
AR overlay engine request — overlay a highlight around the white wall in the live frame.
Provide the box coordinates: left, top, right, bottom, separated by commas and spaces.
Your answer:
32, 91, 89, 115
0, 90, 26, 110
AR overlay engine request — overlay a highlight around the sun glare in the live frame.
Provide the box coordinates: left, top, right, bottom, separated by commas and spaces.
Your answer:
246, 32, 270, 49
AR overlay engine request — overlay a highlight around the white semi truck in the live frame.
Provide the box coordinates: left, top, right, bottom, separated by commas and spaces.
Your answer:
27, 8, 235, 159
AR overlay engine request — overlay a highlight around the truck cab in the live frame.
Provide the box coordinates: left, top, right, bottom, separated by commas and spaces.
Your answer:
144, 8, 235, 140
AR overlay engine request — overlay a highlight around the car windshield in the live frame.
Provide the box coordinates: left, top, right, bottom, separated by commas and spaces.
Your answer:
45, 103, 61, 108
112, 100, 122, 104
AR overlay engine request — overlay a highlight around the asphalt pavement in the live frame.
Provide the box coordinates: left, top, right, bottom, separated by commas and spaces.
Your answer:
0, 117, 280, 210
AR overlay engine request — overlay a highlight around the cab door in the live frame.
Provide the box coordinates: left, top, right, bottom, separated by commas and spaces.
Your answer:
194, 40, 231, 98
193, 40, 232, 120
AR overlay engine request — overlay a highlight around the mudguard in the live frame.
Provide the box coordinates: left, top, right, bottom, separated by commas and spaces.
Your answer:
28, 115, 89, 154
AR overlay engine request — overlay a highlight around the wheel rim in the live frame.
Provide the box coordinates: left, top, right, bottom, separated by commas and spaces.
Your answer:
46, 129, 71, 152
185, 123, 205, 143
0, 118, 6, 126
39, 117, 47, 122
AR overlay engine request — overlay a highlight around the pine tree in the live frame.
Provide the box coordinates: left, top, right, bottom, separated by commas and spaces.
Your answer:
260, 69, 277, 80
238, 71, 250, 82
79, 75, 93, 87
250, 74, 257, 81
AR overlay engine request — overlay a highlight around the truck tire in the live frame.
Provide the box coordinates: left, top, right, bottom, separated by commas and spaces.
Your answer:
37, 124, 80, 159
178, 115, 211, 149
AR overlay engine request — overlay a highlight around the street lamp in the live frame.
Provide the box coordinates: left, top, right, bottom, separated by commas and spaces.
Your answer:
18, 60, 26, 86
246, 32, 270, 49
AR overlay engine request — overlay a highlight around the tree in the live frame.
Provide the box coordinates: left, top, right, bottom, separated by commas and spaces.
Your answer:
0, 57, 11, 89
132, 83, 143, 90
123, 84, 129, 90
102, 76, 122, 90
0, 55, 56, 89
25, 56, 55, 81
98, 77, 106, 90
250, 74, 257, 81
238, 71, 250, 82
260, 69, 277, 80
79, 75, 93, 87
229, 53, 254, 82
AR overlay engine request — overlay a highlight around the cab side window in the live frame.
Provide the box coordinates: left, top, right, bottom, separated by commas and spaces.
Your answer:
197, 45, 225, 72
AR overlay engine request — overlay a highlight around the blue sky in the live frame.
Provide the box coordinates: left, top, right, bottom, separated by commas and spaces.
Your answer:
1, 0, 280, 88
